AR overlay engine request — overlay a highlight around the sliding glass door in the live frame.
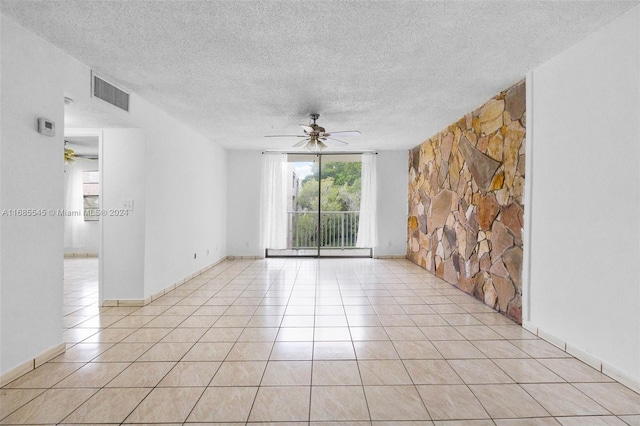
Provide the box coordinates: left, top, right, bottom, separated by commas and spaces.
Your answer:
266, 153, 372, 258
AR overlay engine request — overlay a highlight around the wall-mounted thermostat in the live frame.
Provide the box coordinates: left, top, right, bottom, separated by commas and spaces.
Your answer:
38, 118, 55, 136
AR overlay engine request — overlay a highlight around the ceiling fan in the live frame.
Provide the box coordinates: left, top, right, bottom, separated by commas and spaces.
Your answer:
265, 113, 360, 151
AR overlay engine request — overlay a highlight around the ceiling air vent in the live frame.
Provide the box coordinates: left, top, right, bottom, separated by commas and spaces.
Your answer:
92, 73, 129, 112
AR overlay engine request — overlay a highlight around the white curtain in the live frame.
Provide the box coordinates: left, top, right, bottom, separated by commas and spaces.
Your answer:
356, 152, 377, 248
260, 153, 288, 250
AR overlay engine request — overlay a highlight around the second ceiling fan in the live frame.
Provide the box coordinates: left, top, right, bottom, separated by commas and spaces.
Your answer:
266, 113, 360, 151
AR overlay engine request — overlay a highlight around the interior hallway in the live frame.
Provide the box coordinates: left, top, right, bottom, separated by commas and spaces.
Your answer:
1, 257, 639, 424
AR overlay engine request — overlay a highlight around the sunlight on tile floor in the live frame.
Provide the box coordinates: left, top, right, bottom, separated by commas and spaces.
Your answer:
1, 257, 640, 425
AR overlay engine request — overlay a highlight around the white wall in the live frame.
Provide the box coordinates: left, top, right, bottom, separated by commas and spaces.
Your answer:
375, 151, 408, 257
0, 15, 66, 374
225, 150, 408, 257
0, 14, 228, 377
102, 129, 147, 300
526, 5, 640, 389
227, 150, 263, 257
64, 157, 100, 254
137, 96, 227, 297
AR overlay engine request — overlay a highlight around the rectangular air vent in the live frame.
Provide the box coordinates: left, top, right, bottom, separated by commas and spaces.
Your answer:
92, 73, 129, 112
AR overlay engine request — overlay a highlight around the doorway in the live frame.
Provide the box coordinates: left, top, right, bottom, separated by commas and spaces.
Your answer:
266, 153, 372, 258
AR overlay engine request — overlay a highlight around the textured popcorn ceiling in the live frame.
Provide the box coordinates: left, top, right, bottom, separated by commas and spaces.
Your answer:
2, 0, 637, 151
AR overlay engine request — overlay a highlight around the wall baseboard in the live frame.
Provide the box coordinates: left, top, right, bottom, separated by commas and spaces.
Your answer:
374, 254, 407, 259
522, 320, 640, 394
64, 252, 98, 258
102, 256, 231, 307
0, 342, 66, 387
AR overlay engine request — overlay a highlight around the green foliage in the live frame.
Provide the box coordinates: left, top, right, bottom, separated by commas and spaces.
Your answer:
297, 162, 361, 212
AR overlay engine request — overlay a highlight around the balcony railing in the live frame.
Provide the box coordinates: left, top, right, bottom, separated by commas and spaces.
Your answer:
288, 211, 360, 249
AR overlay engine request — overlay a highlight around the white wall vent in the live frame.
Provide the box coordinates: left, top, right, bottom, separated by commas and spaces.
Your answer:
92, 72, 130, 112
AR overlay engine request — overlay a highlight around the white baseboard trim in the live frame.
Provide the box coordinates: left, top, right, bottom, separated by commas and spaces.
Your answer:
374, 255, 407, 259
0, 342, 66, 387
101, 256, 231, 308
523, 321, 640, 394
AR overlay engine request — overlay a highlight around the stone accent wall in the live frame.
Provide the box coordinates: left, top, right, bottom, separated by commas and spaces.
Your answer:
407, 81, 525, 323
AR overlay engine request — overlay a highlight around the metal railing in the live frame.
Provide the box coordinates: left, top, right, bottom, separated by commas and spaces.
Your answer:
288, 211, 360, 249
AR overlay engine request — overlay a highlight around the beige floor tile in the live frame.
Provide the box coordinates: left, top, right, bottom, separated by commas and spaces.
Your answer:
247, 315, 284, 327
365, 385, 430, 421
354, 341, 399, 360
198, 326, 243, 342
490, 325, 538, 340
182, 341, 233, 361
277, 327, 315, 341
431, 341, 486, 359
454, 325, 503, 340
471, 340, 530, 359
493, 359, 564, 383
316, 315, 349, 327
573, 382, 640, 414
81, 327, 136, 343
4, 362, 82, 389
62, 387, 151, 424
106, 361, 175, 387
403, 360, 464, 385
54, 362, 129, 388
0, 389, 46, 419
469, 384, 550, 418
158, 361, 220, 386
237, 327, 279, 342
93, 342, 154, 362
226, 341, 274, 360
393, 340, 443, 359
160, 327, 207, 342
384, 326, 427, 341
449, 359, 514, 384
124, 387, 204, 423
0, 388, 97, 424
261, 360, 312, 385
314, 327, 352, 341
416, 385, 489, 420
271, 341, 314, 360
210, 361, 266, 386
314, 341, 357, 360
249, 386, 311, 422
410, 314, 449, 326
143, 315, 188, 328
350, 326, 390, 341
420, 326, 466, 341
50, 342, 113, 363
359, 360, 412, 385
313, 360, 362, 385
521, 383, 609, 416
619, 415, 640, 425
509, 339, 571, 358
310, 386, 370, 421
213, 315, 252, 327
137, 342, 193, 361
122, 327, 172, 343
538, 358, 614, 383
281, 315, 316, 327
110, 315, 155, 328
493, 419, 560, 426
177, 315, 219, 328
187, 386, 258, 422
348, 314, 383, 326
556, 416, 627, 425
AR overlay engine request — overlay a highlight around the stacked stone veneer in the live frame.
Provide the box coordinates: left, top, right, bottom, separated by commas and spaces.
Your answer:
407, 81, 525, 323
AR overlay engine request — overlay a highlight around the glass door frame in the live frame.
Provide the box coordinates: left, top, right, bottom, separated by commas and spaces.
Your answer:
265, 152, 373, 259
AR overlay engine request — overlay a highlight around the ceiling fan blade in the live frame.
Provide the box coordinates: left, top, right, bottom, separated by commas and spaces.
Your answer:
265, 135, 307, 138
299, 125, 313, 133
324, 130, 361, 137
325, 137, 348, 146
293, 138, 311, 148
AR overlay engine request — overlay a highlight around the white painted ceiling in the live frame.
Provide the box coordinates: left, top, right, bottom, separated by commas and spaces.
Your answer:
2, 1, 637, 151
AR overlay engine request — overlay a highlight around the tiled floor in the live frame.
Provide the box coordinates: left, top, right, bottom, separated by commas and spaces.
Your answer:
2, 257, 640, 425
